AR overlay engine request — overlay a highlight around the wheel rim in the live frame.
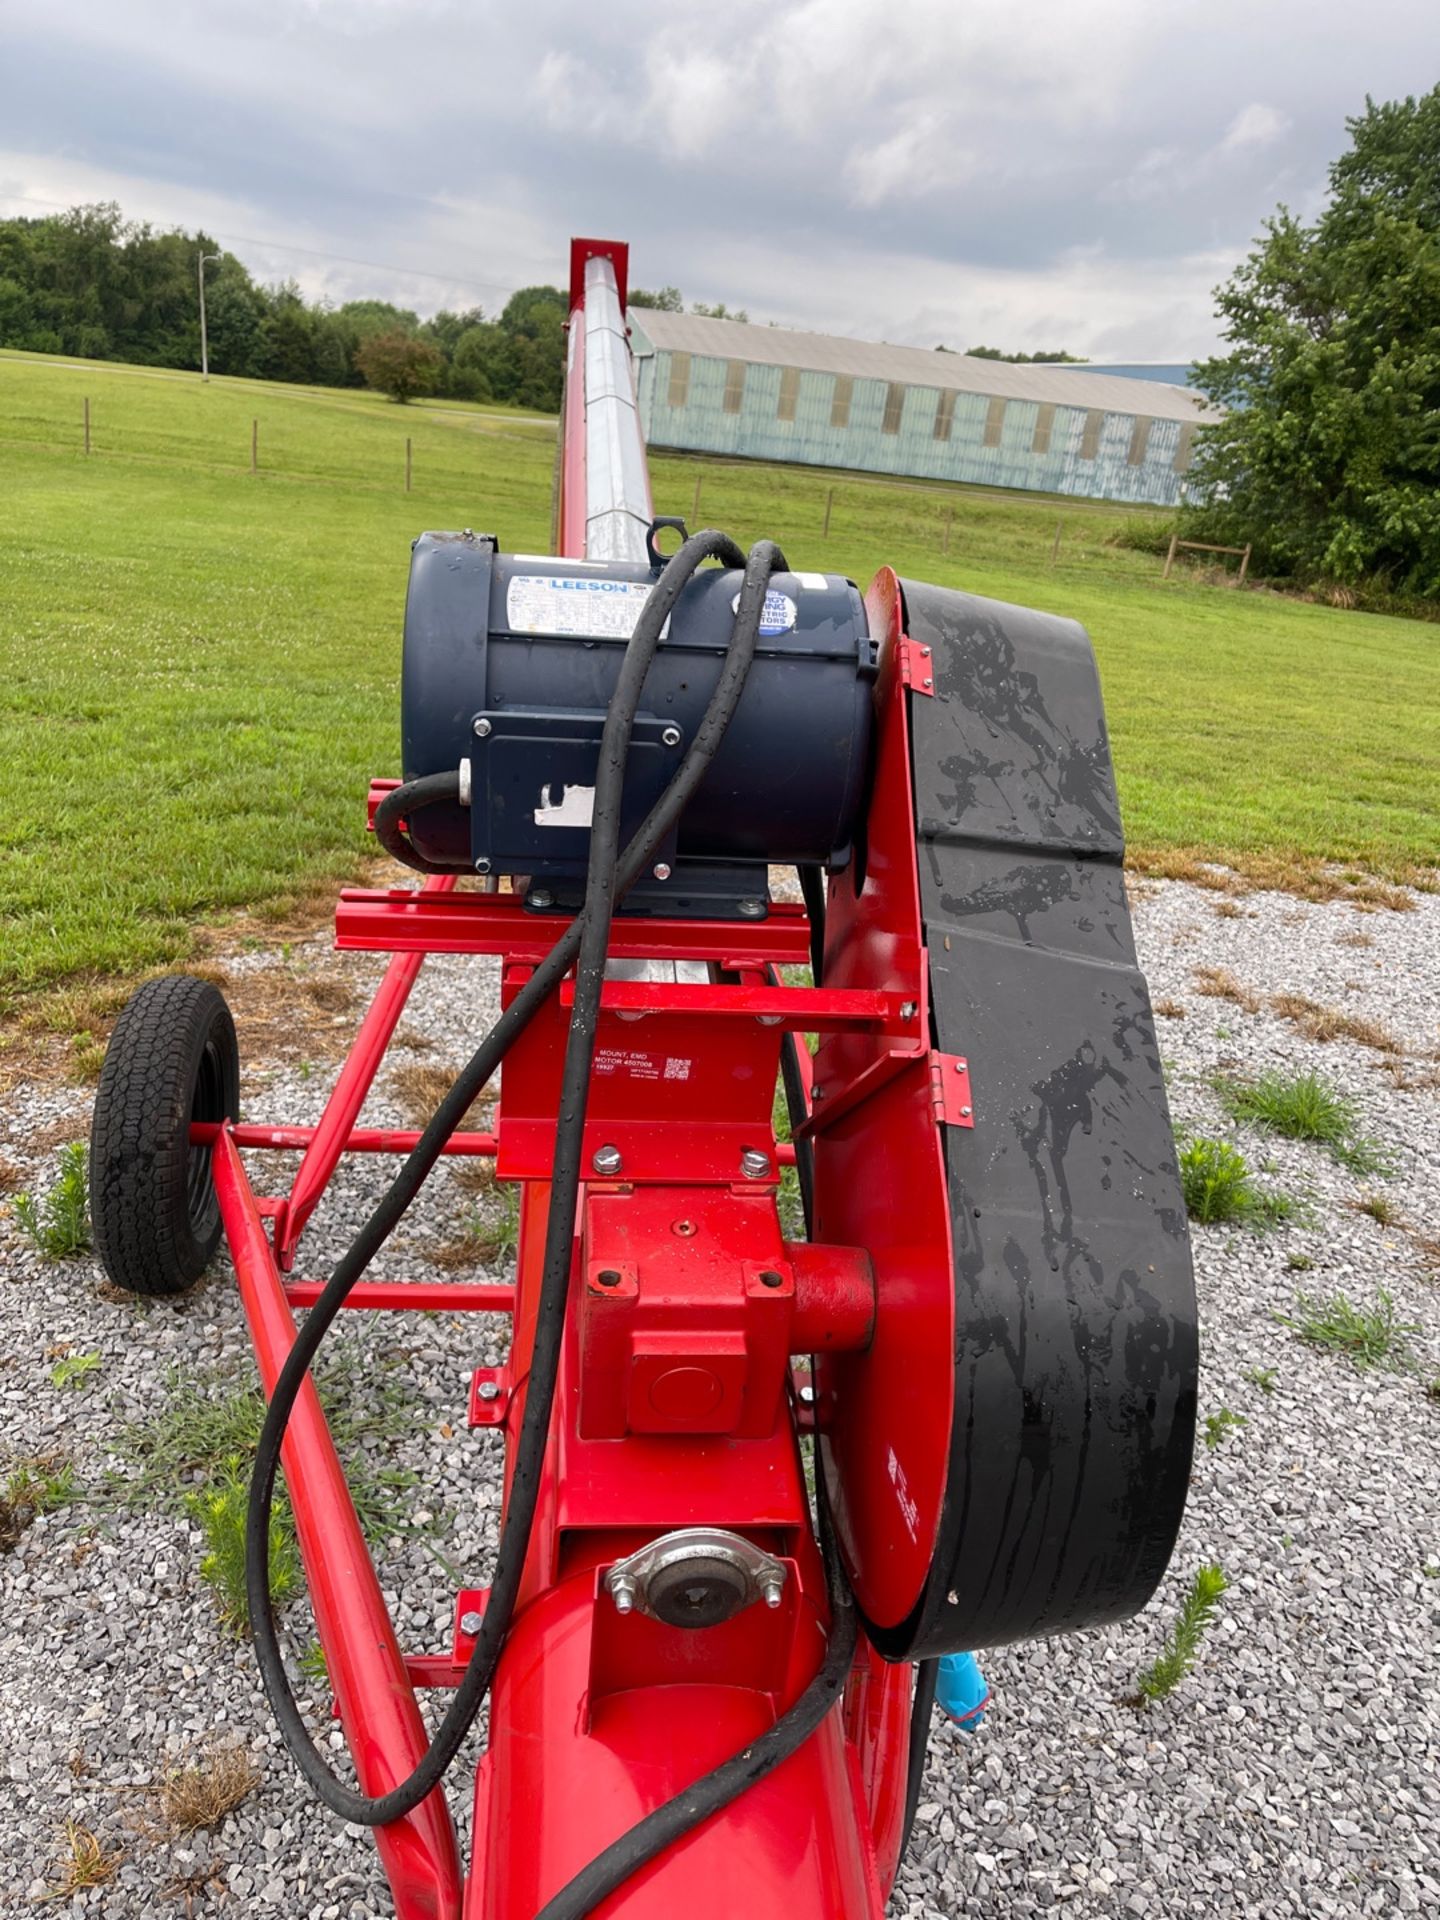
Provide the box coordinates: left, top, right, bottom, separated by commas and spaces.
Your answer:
187, 1035, 227, 1238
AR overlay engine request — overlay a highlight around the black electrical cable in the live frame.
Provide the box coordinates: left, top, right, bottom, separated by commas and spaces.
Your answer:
373, 772, 459, 875
769, 972, 815, 1238
898, 1659, 939, 1866
778, 1028, 815, 1235
245, 528, 784, 1827
798, 863, 827, 987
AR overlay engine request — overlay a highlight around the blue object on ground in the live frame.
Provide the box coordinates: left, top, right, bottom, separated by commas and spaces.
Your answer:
936, 1650, 989, 1729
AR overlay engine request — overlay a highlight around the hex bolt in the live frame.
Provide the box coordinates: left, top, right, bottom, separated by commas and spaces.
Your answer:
476, 1379, 501, 1402
960, 1105, 972, 1117
921, 646, 931, 658
653, 862, 672, 881
737, 898, 766, 919
798, 1384, 816, 1405
740, 1149, 771, 1180
661, 725, 682, 747
596, 1268, 622, 1288
899, 1000, 917, 1019
474, 857, 492, 875
759, 1575, 785, 1610
592, 1144, 623, 1176
609, 1575, 638, 1616
923, 676, 933, 688
473, 716, 492, 738
528, 888, 554, 910
459, 1609, 484, 1635
758, 1269, 784, 1289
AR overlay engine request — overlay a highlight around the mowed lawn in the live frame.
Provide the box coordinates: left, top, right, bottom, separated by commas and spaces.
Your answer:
2, 350, 1436, 1014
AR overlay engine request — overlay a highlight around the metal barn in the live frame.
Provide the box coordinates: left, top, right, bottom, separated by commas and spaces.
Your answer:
630, 311, 1217, 507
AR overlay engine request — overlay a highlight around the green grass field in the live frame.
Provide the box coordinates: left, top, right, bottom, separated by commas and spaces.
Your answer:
2, 349, 1436, 1019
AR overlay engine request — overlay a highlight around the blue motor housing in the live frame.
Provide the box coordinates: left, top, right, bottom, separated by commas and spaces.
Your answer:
399, 533, 876, 914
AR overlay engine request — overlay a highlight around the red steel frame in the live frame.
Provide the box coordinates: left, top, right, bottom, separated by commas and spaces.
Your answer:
207, 241, 940, 1920
207, 867, 920, 1917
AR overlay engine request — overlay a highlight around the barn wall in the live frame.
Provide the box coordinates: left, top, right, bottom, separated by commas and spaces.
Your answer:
635, 349, 1192, 507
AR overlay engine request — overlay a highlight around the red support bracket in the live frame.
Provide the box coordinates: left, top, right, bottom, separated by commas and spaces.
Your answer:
930, 1053, 975, 1128
468, 1368, 511, 1427
897, 635, 936, 697
452, 1587, 489, 1664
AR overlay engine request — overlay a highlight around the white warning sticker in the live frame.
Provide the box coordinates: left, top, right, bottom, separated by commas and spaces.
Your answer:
507, 573, 653, 639
887, 1444, 920, 1541
593, 1047, 693, 1083
534, 782, 595, 827
731, 588, 798, 636
794, 571, 828, 591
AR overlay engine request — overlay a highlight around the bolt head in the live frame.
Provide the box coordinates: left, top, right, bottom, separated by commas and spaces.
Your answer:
653, 862, 672, 881
737, 898, 766, 919
900, 1000, 917, 1019
740, 1149, 771, 1180
960, 1104, 972, 1117
528, 888, 554, 910
661, 724, 682, 748
758, 1269, 784, 1289
592, 1144, 623, 1176
609, 1576, 637, 1616
473, 716, 492, 738
476, 1379, 501, 1402
459, 1609, 484, 1635
759, 1576, 784, 1610
474, 857, 491, 875
922, 676, 933, 688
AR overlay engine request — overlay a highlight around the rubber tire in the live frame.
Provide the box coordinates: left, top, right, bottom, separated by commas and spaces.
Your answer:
90, 975, 240, 1296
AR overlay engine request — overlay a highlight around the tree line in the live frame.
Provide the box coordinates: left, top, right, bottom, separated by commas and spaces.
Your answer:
0, 203, 570, 409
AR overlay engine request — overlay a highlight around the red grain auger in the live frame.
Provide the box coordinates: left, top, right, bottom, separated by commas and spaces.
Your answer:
90, 238, 1198, 1918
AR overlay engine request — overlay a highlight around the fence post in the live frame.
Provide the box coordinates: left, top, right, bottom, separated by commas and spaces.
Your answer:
406, 437, 413, 493
822, 487, 833, 538
1163, 531, 1179, 579
1238, 543, 1252, 587
692, 472, 702, 524
942, 505, 952, 556
251, 419, 258, 475
1050, 518, 1062, 566
84, 396, 91, 456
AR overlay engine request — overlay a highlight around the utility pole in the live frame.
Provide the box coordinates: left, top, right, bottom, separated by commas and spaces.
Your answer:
197, 251, 221, 382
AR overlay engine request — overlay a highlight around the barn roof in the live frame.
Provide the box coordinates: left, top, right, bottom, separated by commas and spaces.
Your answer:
630, 310, 1218, 423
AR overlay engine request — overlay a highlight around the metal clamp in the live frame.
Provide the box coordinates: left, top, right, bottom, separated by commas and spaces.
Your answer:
604, 1527, 788, 1627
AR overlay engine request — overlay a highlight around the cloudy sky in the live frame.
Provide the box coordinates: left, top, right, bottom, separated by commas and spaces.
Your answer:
1, 0, 1435, 358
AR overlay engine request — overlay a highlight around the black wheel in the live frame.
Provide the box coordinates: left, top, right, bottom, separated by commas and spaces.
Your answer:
90, 975, 240, 1296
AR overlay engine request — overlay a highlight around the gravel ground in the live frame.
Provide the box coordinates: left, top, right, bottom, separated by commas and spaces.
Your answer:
2, 876, 1437, 1918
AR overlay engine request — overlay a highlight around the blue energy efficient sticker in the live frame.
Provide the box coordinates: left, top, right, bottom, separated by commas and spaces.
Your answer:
731, 588, 798, 636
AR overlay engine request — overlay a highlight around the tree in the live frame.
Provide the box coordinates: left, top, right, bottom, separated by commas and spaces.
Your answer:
629, 285, 683, 311
691, 299, 748, 323
1186, 87, 1440, 597
355, 327, 443, 402
965, 345, 1085, 363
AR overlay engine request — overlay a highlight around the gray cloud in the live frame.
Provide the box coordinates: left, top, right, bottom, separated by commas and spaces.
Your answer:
1, 0, 1434, 356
